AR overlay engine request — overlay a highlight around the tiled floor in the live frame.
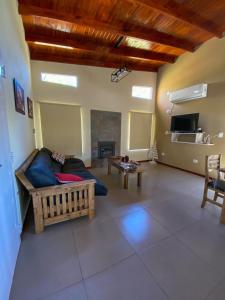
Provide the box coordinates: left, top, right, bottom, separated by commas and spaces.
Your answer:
10, 164, 225, 300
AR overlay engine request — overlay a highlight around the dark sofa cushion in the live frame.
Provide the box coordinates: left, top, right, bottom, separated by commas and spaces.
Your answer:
62, 158, 107, 195
208, 179, 225, 192
40, 147, 53, 156
40, 148, 62, 173
68, 169, 108, 196
63, 158, 86, 173
51, 161, 62, 173
25, 151, 57, 188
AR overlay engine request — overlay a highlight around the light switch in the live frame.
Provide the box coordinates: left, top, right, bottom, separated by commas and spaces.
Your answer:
0, 65, 6, 78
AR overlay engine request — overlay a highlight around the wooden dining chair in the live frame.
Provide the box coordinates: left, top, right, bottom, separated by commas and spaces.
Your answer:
201, 154, 225, 224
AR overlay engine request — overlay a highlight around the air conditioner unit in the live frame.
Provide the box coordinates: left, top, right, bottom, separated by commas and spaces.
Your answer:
169, 83, 208, 104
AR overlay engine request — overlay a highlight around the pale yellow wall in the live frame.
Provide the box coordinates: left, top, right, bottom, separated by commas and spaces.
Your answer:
156, 37, 225, 175
31, 61, 157, 165
129, 112, 152, 150
0, 0, 35, 224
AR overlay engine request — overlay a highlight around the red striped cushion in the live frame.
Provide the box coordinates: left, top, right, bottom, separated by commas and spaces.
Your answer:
55, 173, 83, 183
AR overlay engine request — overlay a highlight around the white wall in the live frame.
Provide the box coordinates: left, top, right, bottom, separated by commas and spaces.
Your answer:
0, 0, 34, 298
31, 61, 157, 165
0, 0, 35, 223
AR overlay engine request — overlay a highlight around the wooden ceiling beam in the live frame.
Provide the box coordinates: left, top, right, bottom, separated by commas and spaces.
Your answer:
29, 46, 160, 72
18, 4, 196, 52
110, 47, 176, 63
25, 30, 177, 63
134, 0, 222, 37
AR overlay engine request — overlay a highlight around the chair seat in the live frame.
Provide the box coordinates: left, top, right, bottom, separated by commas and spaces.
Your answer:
208, 179, 225, 192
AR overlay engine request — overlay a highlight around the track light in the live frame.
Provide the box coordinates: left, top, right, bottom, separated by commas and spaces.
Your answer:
111, 67, 130, 82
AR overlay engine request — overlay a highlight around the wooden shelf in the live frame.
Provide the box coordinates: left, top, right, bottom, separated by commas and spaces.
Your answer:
166, 132, 205, 135
168, 132, 207, 144
165, 131, 215, 145
172, 141, 214, 145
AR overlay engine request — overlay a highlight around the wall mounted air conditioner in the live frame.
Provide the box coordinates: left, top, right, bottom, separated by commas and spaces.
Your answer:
169, 83, 208, 104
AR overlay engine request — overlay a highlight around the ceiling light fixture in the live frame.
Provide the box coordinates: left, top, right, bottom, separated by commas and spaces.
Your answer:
111, 67, 130, 82
34, 41, 73, 50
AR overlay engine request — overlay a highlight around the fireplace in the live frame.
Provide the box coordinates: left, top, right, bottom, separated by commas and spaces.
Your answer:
91, 110, 121, 167
98, 141, 115, 159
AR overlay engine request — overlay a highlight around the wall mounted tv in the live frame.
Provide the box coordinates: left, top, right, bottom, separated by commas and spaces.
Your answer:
170, 113, 199, 133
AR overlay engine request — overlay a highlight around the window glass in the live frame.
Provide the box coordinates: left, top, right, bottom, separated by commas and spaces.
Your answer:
132, 86, 153, 100
41, 73, 77, 87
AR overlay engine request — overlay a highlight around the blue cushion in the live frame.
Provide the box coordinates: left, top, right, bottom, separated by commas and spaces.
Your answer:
25, 151, 57, 188
68, 170, 108, 196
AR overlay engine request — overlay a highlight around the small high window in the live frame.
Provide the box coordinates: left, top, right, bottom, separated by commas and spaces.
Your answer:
132, 86, 153, 100
41, 73, 77, 87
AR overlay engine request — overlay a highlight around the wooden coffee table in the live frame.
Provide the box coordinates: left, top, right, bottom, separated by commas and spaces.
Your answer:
107, 156, 144, 189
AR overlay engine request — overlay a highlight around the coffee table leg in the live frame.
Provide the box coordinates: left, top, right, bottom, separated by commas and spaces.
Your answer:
124, 174, 128, 189
137, 172, 142, 187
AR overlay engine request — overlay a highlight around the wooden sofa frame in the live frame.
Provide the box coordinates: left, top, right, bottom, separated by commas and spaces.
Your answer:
16, 150, 96, 234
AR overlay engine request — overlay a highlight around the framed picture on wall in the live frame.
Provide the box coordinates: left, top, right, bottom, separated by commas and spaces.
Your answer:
13, 78, 25, 115
27, 97, 33, 119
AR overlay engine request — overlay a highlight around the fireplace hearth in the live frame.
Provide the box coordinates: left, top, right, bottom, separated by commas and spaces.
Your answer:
98, 141, 115, 159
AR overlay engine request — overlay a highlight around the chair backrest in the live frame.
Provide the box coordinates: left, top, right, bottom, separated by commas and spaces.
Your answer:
205, 154, 221, 181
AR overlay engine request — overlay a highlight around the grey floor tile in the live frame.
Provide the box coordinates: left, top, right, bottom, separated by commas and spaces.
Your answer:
11, 164, 224, 300
175, 216, 225, 276
205, 279, 225, 300
10, 222, 82, 300
43, 282, 87, 300
85, 255, 168, 300
140, 236, 221, 300
103, 189, 144, 218
146, 197, 200, 233
116, 208, 171, 252
73, 219, 134, 278
71, 197, 113, 229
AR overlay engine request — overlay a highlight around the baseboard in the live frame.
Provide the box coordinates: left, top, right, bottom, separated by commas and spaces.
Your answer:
137, 159, 150, 163
157, 161, 204, 178
86, 166, 92, 169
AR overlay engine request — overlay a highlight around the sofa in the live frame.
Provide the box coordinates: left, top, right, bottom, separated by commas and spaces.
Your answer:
25, 147, 108, 196
16, 148, 107, 234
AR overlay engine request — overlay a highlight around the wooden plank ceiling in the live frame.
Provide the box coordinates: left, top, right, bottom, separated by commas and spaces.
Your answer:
18, 0, 225, 72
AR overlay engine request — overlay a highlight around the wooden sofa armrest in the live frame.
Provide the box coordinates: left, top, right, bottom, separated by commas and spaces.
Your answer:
30, 179, 96, 233
16, 172, 34, 191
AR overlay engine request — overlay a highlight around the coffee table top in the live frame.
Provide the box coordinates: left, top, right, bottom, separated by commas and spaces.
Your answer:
108, 156, 145, 173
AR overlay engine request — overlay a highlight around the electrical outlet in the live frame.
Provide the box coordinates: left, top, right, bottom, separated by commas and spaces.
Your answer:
218, 132, 224, 138
193, 159, 198, 164
161, 152, 165, 156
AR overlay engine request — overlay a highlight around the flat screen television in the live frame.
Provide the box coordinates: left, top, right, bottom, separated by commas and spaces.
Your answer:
170, 113, 199, 133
